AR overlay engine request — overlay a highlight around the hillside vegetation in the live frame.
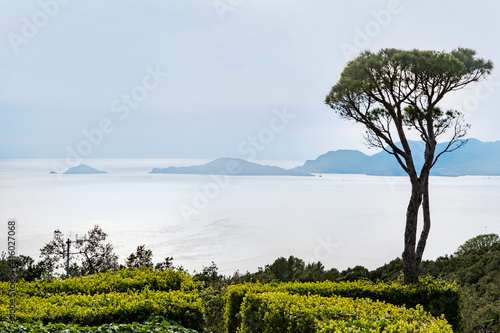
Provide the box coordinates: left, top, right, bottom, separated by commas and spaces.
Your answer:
1, 233, 498, 332
372, 234, 500, 333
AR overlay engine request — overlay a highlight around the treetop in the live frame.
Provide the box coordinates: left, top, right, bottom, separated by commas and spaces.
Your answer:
326, 47, 493, 116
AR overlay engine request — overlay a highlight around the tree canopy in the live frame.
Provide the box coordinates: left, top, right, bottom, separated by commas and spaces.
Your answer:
126, 245, 154, 269
325, 47, 493, 175
325, 47, 493, 284
40, 226, 118, 278
455, 233, 500, 256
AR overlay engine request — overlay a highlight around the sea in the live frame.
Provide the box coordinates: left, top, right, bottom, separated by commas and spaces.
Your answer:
1, 158, 499, 275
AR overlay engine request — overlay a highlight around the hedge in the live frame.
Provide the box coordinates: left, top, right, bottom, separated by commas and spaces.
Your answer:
0, 316, 198, 333
0, 268, 194, 297
0, 288, 203, 330
225, 279, 463, 332
239, 291, 453, 332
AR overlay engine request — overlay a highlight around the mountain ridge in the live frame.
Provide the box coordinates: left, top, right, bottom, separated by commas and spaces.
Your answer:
294, 139, 500, 176
150, 157, 313, 176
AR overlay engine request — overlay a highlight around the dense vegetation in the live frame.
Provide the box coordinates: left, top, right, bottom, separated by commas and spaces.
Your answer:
194, 233, 500, 333
373, 234, 500, 333
0, 316, 198, 333
0, 268, 203, 331
225, 280, 460, 332
1, 230, 499, 332
239, 292, 452, 332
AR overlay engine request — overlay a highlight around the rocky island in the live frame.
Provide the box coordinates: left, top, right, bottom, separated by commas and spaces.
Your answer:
150, 158, 312, 176
62, 164, 107, 174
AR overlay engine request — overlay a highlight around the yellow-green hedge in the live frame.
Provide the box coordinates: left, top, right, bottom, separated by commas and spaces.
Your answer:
239, 291, 453, 332
0, 316, 198, 333
225, 279, 462, 332
0, 269, 203, 330
0, 268, 194, 297
0, 288, 203, 330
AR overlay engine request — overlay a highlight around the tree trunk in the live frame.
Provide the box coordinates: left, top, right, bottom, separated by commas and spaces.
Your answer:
416, 176, 431, 263
402, 183, 423, 284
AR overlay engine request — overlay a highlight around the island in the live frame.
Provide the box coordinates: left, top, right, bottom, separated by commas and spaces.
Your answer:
63, 164, 107, 174
293, 139, 500, 176
150, 158, 312, 176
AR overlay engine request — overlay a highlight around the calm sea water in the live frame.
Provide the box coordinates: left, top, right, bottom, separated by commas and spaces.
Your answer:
1, 158, 499, 275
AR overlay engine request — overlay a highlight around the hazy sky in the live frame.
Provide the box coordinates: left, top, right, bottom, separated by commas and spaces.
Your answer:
1, 0, 499, 161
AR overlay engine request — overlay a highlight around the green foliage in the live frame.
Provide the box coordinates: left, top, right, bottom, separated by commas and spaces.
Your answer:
454, 233, 500, 256
229, 266, 276, 284
340, 265, 370, 281
0, 316, 198, 333
265, 256, 340, 283
427, 243, 500, 332
370, 258, 403, 282
0, 268, 203, 331
126, 245, 154, 269
0, 267, 195, 296
196, 282, 226, 333
298, 262, 340, 282
225, 283, 273, 333
268, 256, 305, 282
325, 47, 494, 284
0, 289, 203, 329
6, 233, 499, 332
155, 256, 174, 271
193, 262, 228, 333
40, 226, 118, 278
225, 279, 462, 333
325, 48, 493, 124
0, 253, 49, 282
374, 236, 500, 332
0, 289, 201, 329
238, 291, 452, 332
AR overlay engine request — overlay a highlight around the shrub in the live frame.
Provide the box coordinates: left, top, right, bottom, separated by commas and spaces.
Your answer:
0, 269, 203, 331
239, 291, 453, 332
0, 289, 203, 330
0, 316, 198, 333
1, 268, 195, 297
225, 282, 275, 332
455, 233, 500, 256
225, 279, 463, 332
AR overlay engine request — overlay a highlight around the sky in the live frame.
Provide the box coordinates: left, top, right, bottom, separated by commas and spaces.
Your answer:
1, 0, 499, 161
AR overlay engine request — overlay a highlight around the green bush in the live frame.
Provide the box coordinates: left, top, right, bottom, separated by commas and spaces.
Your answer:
239, 291, 453, 332
0, 289, 203, 330
0, 316, 198, 333
0, 268, 194, 297
225, 282, 274, 332
0, 269, 203, 331
225, 279, 463, 332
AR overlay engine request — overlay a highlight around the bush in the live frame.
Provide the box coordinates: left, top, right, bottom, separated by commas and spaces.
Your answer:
225, 279, 463, 332
0, 268, 203, 331
455, 233, 500, 256
239, 291, 453, 332
0, 268, 195, 297
0, 316, 198, 333
0, 289, 203, 330
225, 282, 274, 332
